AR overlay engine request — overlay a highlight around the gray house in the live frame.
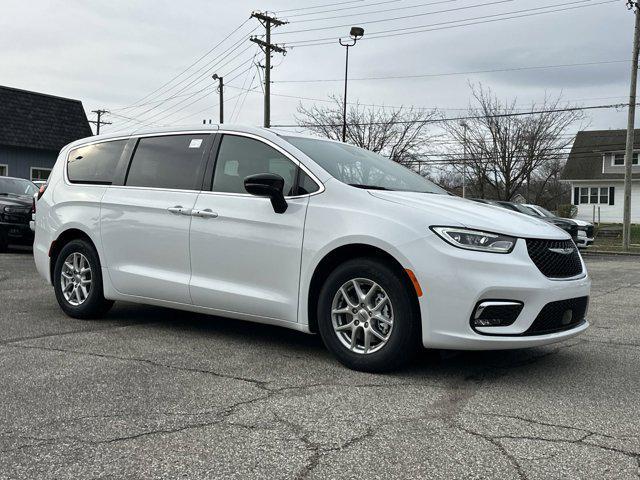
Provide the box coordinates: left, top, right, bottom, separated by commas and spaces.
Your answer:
0, 85, 92, 182
561, 129, 640, 223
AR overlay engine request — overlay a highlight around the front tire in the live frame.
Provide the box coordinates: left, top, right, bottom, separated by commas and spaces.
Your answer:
317, 257, 420, 372
53, 239, 114, 319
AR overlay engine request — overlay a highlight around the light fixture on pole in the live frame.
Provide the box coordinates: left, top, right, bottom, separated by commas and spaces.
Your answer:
339, 26, 364, 143
212, 73, 224, 124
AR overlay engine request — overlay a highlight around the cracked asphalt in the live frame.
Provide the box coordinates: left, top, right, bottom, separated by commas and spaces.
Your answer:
0, 250, 639, 479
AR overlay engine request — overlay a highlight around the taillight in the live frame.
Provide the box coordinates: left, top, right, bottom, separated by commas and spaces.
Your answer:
32, 196, 36, 214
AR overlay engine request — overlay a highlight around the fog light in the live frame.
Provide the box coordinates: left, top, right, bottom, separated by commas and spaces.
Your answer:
472, 301, 524, 328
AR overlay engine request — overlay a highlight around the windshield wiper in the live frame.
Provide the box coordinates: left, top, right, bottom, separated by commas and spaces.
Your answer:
348, 183, 395, 191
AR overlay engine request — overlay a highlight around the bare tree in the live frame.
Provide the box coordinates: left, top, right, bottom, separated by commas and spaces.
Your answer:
295, 95, 437, 167
442, 84, 585, 201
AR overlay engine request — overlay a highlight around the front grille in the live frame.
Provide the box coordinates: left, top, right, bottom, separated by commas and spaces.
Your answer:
526, 239, 583, 279
524, 296, 589, 335
585, 225, 594, 238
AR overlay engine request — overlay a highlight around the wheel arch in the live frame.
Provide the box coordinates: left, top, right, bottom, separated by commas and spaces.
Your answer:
49, 228, 101, 282
306, 243, 422, 334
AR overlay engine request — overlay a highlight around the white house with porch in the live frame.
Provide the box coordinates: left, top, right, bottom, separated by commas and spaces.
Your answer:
561, 129, 640, 223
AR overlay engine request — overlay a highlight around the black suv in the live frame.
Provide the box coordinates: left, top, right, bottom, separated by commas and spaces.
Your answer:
491, 201, 579, 240
0, 176, 38, 251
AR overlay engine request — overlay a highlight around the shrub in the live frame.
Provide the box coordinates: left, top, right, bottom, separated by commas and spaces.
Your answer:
557, 204, 577, 219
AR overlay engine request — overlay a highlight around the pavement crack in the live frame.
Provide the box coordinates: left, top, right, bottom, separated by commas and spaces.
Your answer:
271, 412, 376, 480
7, 343, 270, 389
457, 425, 529, 480
0, 322, 153, 345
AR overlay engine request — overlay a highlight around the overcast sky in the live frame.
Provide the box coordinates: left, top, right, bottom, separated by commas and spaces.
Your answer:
0, 0, 634, 135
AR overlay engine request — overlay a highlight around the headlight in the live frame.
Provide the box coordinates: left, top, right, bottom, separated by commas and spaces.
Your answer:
431, 226, 516, 253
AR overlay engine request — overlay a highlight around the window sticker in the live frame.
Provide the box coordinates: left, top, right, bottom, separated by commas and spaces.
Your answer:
189, 138, 203, 149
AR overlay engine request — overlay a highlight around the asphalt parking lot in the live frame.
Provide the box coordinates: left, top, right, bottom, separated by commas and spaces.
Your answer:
0, 250, 638, 479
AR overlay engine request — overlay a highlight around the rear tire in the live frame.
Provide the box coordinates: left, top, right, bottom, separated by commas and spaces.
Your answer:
53, 239, 114, 319
317, 257, 420, 372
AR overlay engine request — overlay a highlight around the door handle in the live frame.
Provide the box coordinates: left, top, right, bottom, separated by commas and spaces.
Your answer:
192, 208, 218, 219
167, 206, 192, 215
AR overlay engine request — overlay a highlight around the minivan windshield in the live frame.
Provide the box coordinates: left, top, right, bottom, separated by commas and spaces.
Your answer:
0, 177, 37, 197
284, 136, 447, 194
532, 206, 555, 218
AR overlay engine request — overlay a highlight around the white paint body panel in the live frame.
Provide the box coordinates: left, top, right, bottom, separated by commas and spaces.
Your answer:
101, 186, 198, 303
189, 192, 308, 323
34, 125, 591, 351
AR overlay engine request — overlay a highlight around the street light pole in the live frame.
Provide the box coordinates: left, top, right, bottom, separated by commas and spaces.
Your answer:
339, 27, 364, 143
212, 74, 224, 124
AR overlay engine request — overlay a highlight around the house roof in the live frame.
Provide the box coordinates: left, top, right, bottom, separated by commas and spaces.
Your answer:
561, 129, 640, 181
0, 85, 93, 152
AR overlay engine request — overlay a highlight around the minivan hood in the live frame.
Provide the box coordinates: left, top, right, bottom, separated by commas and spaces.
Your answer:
369, 191, 570, 240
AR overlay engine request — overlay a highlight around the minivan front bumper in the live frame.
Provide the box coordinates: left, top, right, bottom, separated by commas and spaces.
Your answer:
410, 234, 590, 350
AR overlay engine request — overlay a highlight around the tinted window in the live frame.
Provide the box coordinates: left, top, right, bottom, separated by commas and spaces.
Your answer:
284, 136, 447, 194
297, 170, 320, 195
68, 140, 127, 184
213, 135, 298, 195
126, 135, 209, 190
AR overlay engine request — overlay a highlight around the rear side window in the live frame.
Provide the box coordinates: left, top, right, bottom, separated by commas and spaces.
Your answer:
125, 135, 209, 190
212, 135, 298, 195
67, 140, 127, 184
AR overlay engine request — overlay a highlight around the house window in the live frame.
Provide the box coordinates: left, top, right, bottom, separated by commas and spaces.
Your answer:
0, 164, 7, 176
612, 153, 639, 166
30, 167, 51, 182
578, 186, 612, 204
580, 187, 589, 204
599, 187, 609, 204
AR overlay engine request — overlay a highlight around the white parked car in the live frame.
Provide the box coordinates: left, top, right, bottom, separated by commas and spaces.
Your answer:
33, 126, 590, 371
524, 204, 594, 248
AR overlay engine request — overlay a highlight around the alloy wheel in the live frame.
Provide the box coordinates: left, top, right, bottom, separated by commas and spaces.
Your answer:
60, 252, 92, 306
331, 278, 394, 354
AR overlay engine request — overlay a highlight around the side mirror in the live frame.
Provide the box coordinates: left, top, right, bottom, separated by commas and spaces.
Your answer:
244, 173, 288, 214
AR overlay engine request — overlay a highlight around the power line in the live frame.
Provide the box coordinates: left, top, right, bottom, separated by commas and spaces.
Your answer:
114, 47, 258, 130
273, 103, 631, 128
120, 39, 255, 119
130, 63, 259, 130
233, 71, 259, 123
230, 54, 258, 122
117, 18, 253, 111
285, 0, 619, 47
227, 83, 629, 113
170, 91, 253, 126
275, 0, 370, 14
285, 0, 453, 20
274, 0, 515, 36
274, 59, 628, 83
113, 29, 260, 130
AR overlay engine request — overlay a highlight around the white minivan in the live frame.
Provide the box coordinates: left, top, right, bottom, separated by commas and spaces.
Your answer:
34, 125, 590, 371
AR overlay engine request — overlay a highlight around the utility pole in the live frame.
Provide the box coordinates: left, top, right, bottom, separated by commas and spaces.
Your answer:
89, 109, 111, 135
459, 120, 468, 198
212, 74, 224, 123
250, 11, 287, 128
623, 0, 640, 251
